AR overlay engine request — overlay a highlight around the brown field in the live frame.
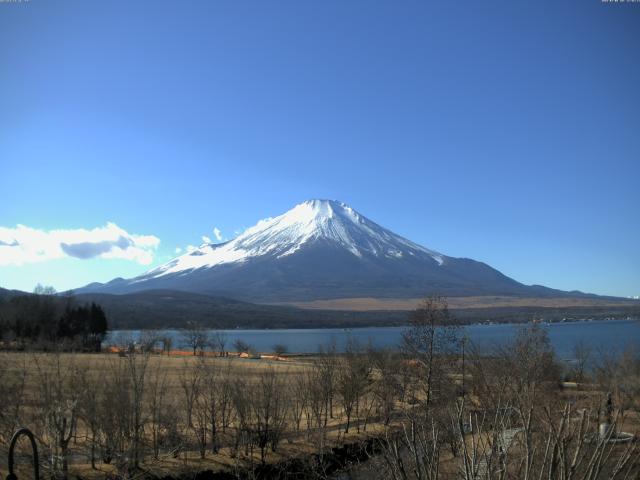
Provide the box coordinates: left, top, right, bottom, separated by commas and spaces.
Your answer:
0, 351, 398, 479
1, 338, 638, 479
275, 295, 638, 311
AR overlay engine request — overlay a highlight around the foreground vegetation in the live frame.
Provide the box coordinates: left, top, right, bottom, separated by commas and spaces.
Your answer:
0, 298, 638, 479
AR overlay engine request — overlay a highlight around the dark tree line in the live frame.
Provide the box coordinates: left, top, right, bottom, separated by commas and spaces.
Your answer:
0, 285, 108, 350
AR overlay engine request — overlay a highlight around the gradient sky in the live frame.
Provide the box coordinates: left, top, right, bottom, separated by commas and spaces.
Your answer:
1, 0, 639, 297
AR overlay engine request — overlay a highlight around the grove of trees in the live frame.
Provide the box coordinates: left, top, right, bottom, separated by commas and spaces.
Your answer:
0, 285, 108, 351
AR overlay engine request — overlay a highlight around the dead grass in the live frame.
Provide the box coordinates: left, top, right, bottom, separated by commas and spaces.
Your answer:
2, 351, 638, 479
0, 351, 371, 479
274, 295, 637, 311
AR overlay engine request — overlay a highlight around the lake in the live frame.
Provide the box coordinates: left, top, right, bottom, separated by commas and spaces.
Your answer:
108, 319, 639, 360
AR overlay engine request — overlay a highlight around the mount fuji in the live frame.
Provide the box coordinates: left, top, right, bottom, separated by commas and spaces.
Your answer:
77, 199, 580, 302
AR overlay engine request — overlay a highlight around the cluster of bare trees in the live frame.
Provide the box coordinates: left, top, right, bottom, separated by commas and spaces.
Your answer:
109, 323, 229, 358
0, 297, 638, 479
0, 352, 149, 479
375, 299, 640, 480
0, 344, 415, 478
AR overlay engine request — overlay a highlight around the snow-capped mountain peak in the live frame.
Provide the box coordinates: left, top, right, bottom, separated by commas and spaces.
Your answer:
146, 199, 444, 279
77, 199, 546, 302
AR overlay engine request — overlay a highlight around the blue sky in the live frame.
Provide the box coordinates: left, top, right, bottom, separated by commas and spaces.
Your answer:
1, 0, 639, 297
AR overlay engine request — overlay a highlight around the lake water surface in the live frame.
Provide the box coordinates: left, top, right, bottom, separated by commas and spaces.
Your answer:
108, 319, 639, 359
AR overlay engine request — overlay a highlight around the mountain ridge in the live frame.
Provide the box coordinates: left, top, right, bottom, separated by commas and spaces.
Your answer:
75, 199, 606, 302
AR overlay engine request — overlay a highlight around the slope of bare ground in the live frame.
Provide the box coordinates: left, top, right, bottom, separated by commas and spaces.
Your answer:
274, 295, 638, 311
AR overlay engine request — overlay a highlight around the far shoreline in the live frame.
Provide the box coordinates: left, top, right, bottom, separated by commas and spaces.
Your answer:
107, 315, 639, 332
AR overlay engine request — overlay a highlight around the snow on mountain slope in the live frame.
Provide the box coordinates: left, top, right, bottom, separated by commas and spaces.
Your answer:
146, 199, 444, 279
77, 199, 559, 301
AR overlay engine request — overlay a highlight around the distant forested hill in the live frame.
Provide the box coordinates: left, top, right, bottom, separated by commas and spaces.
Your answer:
2, 287, 637, 331
73, 289, 407, 329
74, 289, 640, 330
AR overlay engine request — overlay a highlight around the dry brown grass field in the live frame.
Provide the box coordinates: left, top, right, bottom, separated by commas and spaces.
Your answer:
0, 350, 409, 479
1, 305, 639, 479
276, 295, 638, 311
1, 345, 638, 480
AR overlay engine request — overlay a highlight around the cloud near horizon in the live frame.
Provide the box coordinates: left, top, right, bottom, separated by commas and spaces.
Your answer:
0, 223, 160, 266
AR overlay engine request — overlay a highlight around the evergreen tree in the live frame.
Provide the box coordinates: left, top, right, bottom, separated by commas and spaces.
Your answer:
0, 291, 109, 350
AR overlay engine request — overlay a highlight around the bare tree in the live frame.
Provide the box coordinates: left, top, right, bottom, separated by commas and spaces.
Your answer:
139, 331, 160, 353
337, 339, 371, 433
469, 324, 560, 416
93, 351, 151, 475
250, 367, 289, 463
179, 357, 203, 453
160, 335, 173, 355
77, 367, 102, 469
33, 352, 80, 480
572, 339, 593, 383
306, 348, 337, 456
289, 372, 309, 432
191, 361, 209, 459
455, 399, 639, 480
126, 350, 151, 472
211, 331, 228, 356
403, 296, 458, 413
379, 414, 441, 480
189, 356, 226, 456
182, 321, 208, 356
370, 348, 401, 426
218, 361, 235, 433
229, 374, 251, 458
97, 358, 124, 466
316, 342, 338, 420
233, 339, 251, 354
146, 357, 170, 460
594, 344, 640, 414
0, 353, 28, 445
201, 358, 223, 453
273, 343, 288, 357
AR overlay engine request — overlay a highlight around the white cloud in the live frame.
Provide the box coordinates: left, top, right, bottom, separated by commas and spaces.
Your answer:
213, 227, 223, 242
202, 235, 212, 244
186, 245, 197, 253
0, 223, 160, 266
174, 247, 182, 254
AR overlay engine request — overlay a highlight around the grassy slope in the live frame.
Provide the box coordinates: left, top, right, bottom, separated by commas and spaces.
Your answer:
3, 287, 638, 329
275, 295, 639, 311
75, 290, 640, 329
